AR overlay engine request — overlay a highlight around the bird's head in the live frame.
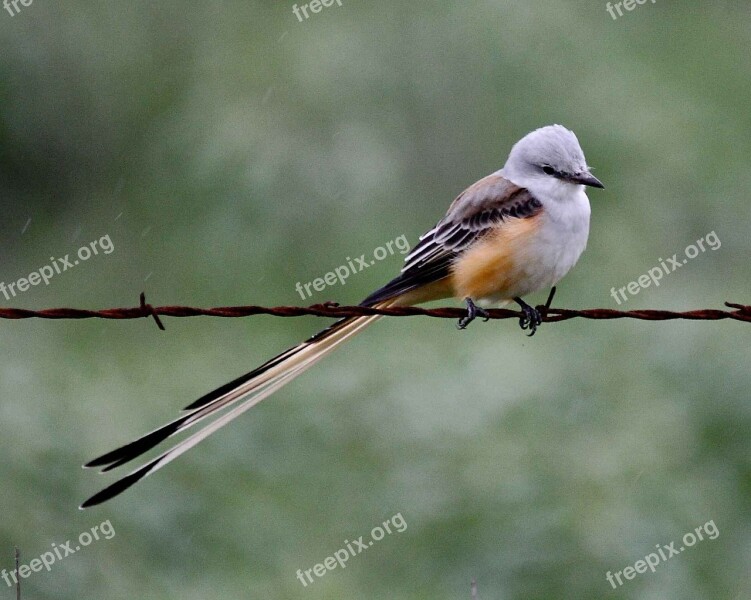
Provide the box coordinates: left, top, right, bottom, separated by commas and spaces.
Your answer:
504, 124, 604, 193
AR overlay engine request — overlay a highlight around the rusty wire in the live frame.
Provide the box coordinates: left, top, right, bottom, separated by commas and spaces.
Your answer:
0, 293, 748, 331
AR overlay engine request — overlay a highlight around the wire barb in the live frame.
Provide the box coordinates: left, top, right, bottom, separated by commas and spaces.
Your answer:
0, 296, 749, 325
139, 292, 166, 331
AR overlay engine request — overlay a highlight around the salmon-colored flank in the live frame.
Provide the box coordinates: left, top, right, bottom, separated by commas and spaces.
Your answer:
449, 213, 543, 301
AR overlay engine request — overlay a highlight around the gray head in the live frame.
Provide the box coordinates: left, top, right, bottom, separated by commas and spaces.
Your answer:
503, 124, 604, 190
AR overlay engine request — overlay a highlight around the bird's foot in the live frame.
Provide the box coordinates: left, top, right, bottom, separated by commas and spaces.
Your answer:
457, 297, 490, 330
514, 287, 556, 337
514, 297, 542, 336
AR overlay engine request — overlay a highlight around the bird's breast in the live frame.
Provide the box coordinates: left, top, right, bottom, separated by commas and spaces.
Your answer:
450, 197, 590, 303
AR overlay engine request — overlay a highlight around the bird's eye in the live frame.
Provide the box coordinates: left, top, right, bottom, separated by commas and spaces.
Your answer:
542, 165, 556, 176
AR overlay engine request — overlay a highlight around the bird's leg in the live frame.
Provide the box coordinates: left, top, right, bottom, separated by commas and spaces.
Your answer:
543, 286, 557, 313
457, 297, 490, 330
514, 296, 543, 336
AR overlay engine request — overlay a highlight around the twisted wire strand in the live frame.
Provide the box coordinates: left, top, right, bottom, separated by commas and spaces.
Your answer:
0, 293, 748, 330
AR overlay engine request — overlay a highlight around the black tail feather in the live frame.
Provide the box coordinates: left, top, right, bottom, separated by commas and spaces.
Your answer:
84, 416, 188, 471
80, 454, 164, 509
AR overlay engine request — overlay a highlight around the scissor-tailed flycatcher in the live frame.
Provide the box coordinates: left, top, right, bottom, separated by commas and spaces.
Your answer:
81, 124, 604, 508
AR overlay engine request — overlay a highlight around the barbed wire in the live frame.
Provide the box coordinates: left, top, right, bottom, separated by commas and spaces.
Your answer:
0, 293, 748, 331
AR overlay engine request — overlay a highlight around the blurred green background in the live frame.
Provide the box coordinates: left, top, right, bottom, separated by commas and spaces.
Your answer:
0, 2, 749, 599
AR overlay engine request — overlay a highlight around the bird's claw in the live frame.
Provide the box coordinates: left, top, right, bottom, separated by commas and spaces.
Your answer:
514, 289, 556, 337
518, 304, 542, 336
457, 298, 490, 330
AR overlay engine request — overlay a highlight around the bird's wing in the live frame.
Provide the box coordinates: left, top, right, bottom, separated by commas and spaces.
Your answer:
360, 173, 543, 306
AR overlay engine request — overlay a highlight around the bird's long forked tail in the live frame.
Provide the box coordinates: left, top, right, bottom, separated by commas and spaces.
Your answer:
80, 305, 389, 508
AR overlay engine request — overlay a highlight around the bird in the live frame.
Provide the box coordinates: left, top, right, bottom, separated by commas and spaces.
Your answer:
80, 124, 604, 508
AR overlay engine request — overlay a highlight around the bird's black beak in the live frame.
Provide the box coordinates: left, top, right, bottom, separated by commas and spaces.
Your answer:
570, 171, 605, 189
